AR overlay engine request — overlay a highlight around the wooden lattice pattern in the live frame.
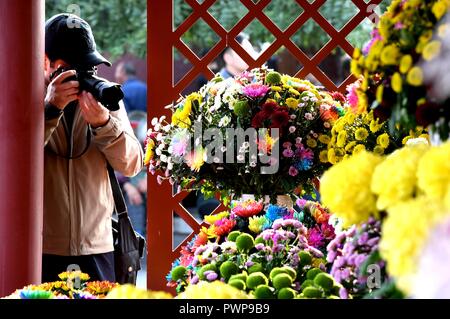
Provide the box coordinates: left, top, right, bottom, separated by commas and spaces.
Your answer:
147, 0, 383, 291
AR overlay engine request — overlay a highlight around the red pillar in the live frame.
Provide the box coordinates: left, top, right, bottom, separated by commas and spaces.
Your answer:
0, 0, 44, 296
147, 0, 175, 292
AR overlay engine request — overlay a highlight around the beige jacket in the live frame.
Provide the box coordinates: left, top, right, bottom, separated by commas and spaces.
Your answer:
44, 101, 143, 256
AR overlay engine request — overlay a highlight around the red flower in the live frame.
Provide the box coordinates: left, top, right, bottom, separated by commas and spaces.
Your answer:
232, 200, 264, 218
251, 111, 269, 128
213, 218, 236, 237
415, 102, 441, 127
262, 101, 277, 114
330, 91, 346, 104
320, 104, 339, 122
270, 109, 290, 128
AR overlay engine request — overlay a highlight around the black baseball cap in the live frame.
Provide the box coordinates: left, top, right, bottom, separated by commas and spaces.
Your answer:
45, 13, 111, 68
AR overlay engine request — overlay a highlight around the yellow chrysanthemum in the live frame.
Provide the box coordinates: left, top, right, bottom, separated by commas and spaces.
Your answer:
177, 281, 251, 299
371, 144, 428, 211
327, 148, 337, 165
248, 216, 267, 234
380, 197, 449, 294
336, 131, 347, 148
376, 85, 384, 103
285, 97, 299, 108
417, 142, 450, 200
380, 44, 400, 65
306, 138, 317, 148
320, 151, 383, 227
186, 147, 205, 172
354, 128, 369, 141
344, 141, 357, 152
406, 66, 423, 86
422, 40, 441, 61
399, 54, 413, 74
106, 284, 172, 299
318, 134, 331, 144
353, 144, 366, 154
391, 72, 403, 93
369, 119, 381, 133
204, 211, 229, 225
432, 0, 450, 20
446, 185, 450, 210
373, 146, 385, 155
319, 150, 329, 163
144, 139, 155, 165
376, 133, 390, 149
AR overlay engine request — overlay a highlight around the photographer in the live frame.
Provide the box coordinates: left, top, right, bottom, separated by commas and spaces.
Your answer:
43, 14, 143, 282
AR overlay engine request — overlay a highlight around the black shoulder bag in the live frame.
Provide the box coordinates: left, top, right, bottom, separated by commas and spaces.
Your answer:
107, 164, 146, 285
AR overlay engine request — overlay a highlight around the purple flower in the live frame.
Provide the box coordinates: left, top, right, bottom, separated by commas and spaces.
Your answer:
191, 275, 199, 284
245, 261, 254, 267
283, 148, 294, 158
339, 287, 349, 299
204, 271, 218, 281
255, 243, 265, 250
288, 166, 298, 176
242, 83, 270, 98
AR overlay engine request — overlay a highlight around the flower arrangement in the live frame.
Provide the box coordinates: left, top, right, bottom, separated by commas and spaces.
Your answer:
176, 281, 251, 299
320, 141, 450, 295
144, 68, 346, 201
351, 0, 450, 138
4, 271, 118, 299
323, 110, 417, 164
326, 218, 401, 299
167, 198, 342, 299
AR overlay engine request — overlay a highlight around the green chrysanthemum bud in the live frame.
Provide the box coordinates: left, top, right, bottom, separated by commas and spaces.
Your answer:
198, 264, 217, 280
229, 272, 247, 282
255, 237, 266, 245
246, 272, 269, 290
248, 263, 264, 274
300, 279, 314, 291
220, 261, 239, 281
280, 266, 297, 281
233, 100, 250, 118
228, 279, 246, 291
298, 251, 312, 267
269, 267, 285, 281
266, 71, 282, 85
278, 287, 296, 299
306, 268, 322, 280
236, 233, 255, 253
227, 231, 241, 242
171, 266, 187, 281
314, 273, 334, 291
272, 273, 293, 290
253, 285, 274, 299
303, 286, 323, 298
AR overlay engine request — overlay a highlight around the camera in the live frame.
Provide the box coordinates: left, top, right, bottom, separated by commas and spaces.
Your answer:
54, 66, 124, 111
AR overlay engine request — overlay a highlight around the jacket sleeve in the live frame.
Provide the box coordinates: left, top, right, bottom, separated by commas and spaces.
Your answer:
91, 101, 144, 177
44, 103, 64, 146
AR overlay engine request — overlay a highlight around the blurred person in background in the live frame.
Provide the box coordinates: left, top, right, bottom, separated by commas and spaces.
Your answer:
115, 61, 147, 113
219, 33, 258, 79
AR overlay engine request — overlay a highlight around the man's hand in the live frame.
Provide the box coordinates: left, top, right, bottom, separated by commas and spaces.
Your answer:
45, 70, 79, 110
79, 91, 110, 128
123, 182, 143, 206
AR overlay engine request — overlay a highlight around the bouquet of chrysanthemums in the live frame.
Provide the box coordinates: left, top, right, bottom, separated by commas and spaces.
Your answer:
167, 198, 343, 299
351, 0, 450, 138
144, 68, 346, 201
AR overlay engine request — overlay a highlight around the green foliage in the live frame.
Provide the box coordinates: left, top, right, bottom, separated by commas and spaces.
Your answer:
46, 0, 147, 59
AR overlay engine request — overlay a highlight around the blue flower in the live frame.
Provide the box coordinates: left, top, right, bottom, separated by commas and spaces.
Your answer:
265, 205, 289, 222
295, 158, 313, 171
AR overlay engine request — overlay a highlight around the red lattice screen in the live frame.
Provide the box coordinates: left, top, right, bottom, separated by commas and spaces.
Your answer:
147, 0, 383, 292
